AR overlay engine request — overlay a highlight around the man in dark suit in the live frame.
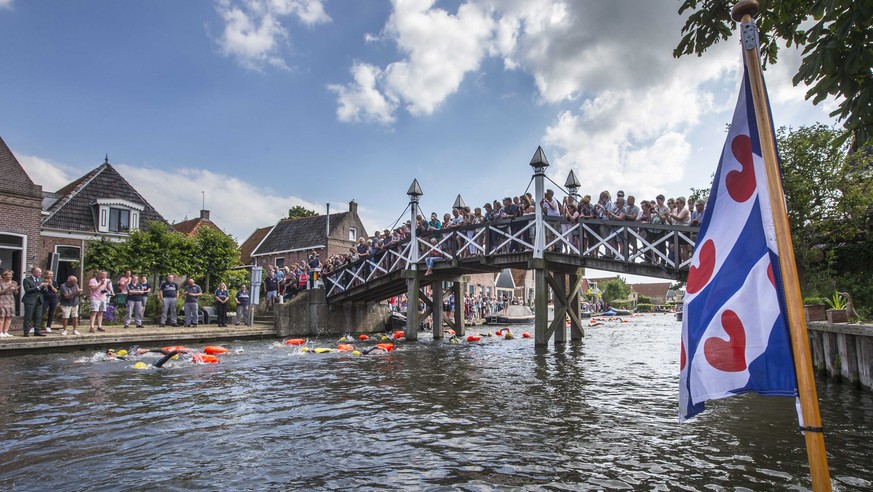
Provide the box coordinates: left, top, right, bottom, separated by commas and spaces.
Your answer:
22, 267, 46, 337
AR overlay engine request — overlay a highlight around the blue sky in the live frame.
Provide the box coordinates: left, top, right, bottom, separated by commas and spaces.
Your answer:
1, 0, 835, 280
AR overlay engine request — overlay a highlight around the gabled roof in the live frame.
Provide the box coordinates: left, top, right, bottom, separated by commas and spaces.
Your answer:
0, 135, 41, 199
253, 212, 348, 256
239, 226, 273, 265
630, 282, 672, 299
42, 160, 165, 231
495, 269, 515, 289
173, 217, 222, 236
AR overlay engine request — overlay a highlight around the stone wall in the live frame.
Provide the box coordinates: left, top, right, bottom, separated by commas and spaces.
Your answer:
808, 322, 873, 391
275, 289, 390, 337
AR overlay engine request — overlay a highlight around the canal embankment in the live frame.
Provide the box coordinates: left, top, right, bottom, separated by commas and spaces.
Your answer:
808, 321, 873, 390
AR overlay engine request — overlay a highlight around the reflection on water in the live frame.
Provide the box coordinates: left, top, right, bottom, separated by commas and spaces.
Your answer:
0, 314, 870, 490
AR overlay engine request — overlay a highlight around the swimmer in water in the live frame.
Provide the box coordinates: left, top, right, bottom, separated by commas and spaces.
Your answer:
105, 346, 193, 367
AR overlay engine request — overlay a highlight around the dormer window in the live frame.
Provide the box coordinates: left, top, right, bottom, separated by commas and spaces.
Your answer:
95, 198, 144, 234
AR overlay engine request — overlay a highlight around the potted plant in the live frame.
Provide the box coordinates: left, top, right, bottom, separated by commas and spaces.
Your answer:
824, 291, 848, 323
802, 296, 827, 322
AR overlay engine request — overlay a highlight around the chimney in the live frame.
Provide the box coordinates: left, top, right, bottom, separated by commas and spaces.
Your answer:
349, 200, 357, 215
200, 209, 210, 220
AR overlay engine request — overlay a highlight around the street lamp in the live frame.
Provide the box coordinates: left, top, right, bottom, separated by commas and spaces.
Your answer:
407, 179, 423, 203
453, 194, 467, 210
529, 145, 550, 176
565, 170, 581, 201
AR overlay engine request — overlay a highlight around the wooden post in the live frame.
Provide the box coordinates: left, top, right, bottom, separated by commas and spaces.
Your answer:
569, 269, 584, 340
432, 285, 443, 339
732, 1, 831, 489
405, 275, 420, 340
534, 267, 549, 347
452, 281, 465, 336
554, 272, 567, 344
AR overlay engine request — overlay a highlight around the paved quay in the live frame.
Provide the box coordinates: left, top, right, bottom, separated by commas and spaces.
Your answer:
0, 322, 278, 355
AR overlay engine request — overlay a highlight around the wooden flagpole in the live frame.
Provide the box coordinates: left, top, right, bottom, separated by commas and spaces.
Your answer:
730, 1, 831, 490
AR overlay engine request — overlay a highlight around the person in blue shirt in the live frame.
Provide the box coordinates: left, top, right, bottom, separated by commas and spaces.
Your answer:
214, 282, 230, 327
125, 275, 150, 328
235, 284, 251, 326
183, 278, 202, 327
158, 274, 179, 327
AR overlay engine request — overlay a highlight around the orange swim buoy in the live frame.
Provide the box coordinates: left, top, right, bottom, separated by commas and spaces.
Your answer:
162, 345, 187, 352
393, 331, 405, 339
494, 329, 503, 336
285, 338, 306, 346
522, 332, 532, 338
193, 353, 219, 364
337, 344, 355, 351
466, 335, 481, 342
375, 343, 395, 352
359, 334, 370, 341
203, 346, 228, 355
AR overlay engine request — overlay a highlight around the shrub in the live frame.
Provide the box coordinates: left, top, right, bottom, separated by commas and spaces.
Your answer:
636, 303, 653, 313
638, 294, 652, 304
803, 296, 827, 305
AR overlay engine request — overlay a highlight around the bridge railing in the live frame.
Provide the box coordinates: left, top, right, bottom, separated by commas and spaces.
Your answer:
324, 216, 699, 296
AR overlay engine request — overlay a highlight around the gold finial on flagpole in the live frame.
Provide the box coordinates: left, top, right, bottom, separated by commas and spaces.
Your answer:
730, 0, 758, 22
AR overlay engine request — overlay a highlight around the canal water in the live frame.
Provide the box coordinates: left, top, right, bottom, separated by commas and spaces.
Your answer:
0, 314, 870, 490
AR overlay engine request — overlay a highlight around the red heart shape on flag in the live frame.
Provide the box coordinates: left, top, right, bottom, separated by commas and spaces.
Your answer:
704, 310, 747, 372
726, 134, 756, 203
686, 240, 715, 294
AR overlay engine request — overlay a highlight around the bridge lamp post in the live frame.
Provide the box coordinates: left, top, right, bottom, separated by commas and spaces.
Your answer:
407, 179, 423, 268
565, 170, 581, 204
453, 194, 467, 210
530, 146, 549, 259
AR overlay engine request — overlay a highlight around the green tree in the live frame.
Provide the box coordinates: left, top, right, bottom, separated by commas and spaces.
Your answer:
288, 206, 318, 220
193, 226, 240, 291
777, 123, 873, 315
84, 237, 121, 275
675, 0, 873, 148
118, 220, 193, 280
601, 278, 631, 306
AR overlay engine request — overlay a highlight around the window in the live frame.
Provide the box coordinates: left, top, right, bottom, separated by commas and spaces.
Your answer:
109, 208, 130, 232
349, 227, 357, 241
56, 246, 80, 261
275, 257, 285, 269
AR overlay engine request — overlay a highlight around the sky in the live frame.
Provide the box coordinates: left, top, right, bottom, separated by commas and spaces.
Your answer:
0, 0, 836, 281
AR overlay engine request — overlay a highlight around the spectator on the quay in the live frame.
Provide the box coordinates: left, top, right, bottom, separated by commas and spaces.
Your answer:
264, 270, 279, 306
183, 278, 202, 327
124, 274, 149, 328
308, 251, 322, 289
214, 282, 230, 327
117, 270, 133, 295
235, 284, 251, 326
158, 274, 179, 327
0, 269, 20, 337
40, 270, 59, 333
58, 275, 82, 336
88, 270, 113, 334
22, 267, 45, 336
282, 269, 298, 301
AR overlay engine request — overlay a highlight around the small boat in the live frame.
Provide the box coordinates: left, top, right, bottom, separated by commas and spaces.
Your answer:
386, 311, 407, 331
601, 308, 633, 316
486, 305, 536, 324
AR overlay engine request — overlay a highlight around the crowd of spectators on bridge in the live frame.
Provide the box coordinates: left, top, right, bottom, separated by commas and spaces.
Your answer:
322, 188, 706, 281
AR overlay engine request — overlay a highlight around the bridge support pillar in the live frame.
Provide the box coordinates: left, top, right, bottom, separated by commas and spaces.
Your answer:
405, 275, 420, 341
554, 272, 567, 344
534, 268, 548, 347
569, 269, 585, 340
432, 285, 443, 339
453, 280, 465, 336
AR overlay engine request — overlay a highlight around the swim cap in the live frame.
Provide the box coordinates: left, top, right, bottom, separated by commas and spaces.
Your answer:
117, 349, 128, 356
352, 350, 362, 356
133, 362, 148, 370
172, 354, 179, 360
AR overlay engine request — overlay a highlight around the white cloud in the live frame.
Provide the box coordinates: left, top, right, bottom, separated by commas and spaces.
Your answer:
214, 0, 330, 71
16, 154, 76, 192
329, 0, 494, 121
327, 62, 397, 124
0, 0, 12, 10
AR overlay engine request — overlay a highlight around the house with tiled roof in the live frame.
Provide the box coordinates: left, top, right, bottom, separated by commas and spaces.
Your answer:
238, 226, 272, 267
0, 135, 43, 315
40, 156, 166, 282
243, 200, 367, 270
629, 282, 672, 305
172, 209, 225, 237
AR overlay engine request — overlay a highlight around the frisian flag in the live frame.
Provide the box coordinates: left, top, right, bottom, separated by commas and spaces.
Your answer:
679, 46, 798, 421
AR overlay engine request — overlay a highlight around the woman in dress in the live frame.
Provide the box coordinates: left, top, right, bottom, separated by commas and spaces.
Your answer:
0, 270, 20, 337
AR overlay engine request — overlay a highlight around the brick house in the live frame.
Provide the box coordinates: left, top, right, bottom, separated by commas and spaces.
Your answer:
40, 157, 165, 282
172, 209, 224, 237
243, 200, 367, 269
0, 136, 43, 316
629, 282, 672, 305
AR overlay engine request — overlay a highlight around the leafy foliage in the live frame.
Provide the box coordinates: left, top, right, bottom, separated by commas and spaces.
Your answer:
601, 278, 632, 306
83, 238, 119, 275
192, 226, 239, 291
675, 0, 873, 148
288, 206, 318, 220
